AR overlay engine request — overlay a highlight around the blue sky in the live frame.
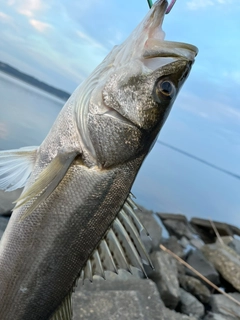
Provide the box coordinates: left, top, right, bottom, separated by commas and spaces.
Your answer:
0, 0, 240, 226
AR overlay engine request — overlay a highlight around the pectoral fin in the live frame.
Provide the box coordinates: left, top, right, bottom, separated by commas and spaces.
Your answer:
15, 150, 78, 220
0, 146, 38, 191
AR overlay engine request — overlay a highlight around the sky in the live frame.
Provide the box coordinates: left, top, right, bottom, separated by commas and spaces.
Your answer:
0, 0, 240, 227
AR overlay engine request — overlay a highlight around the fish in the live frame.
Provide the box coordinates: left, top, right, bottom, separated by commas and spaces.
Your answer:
0, 0, 198, 319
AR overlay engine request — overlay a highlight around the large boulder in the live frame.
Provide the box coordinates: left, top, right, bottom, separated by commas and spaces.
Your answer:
201, 243, 240, 291
73, 279, 197, 320
73, 279, 164, 320
161, 236, 185, 258
190, 218, 240, 244
157, 213, 194, 240
149, 251, 180, 309
178, 274, 211, 304
179, 288, 205, 318
186, 249, 219, 286
210, 293, 240, 319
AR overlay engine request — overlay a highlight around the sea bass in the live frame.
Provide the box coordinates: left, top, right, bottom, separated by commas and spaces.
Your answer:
0, 0, 197, 319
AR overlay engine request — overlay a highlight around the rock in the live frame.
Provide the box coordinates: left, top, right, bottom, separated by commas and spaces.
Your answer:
231, 225, 240, 238
149, 251, 179, 309
190, 218, 240, 244
157, 213, 195, 240
219, 236, 234, 246
220, 236, 240, 256
136, 206, 162, 253
158, 237, 186, 280
179, 274, 211, 304
176, 262, 186, 276
186, 249, 220, 286
201, 243, 240, 291
164, 308, 198, 320
73, 278, 197, 320
0, 189, 22, 215
103, 268, 144, 281
161, 236, 185, 258
73, 279, 165, 320
0, 216, 9, 240
179, 288, 205, 318
189, 238, 204, 250
204, 312, 236, 320
210, 293, 240, 319
228, 238, 240, 256
179, 236, 190, 249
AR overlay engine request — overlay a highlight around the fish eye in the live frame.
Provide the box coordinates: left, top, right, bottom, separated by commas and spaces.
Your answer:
156, 80, 175, 99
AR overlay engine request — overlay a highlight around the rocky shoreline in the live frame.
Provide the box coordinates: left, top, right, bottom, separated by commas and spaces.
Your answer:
1, 205, 240, 319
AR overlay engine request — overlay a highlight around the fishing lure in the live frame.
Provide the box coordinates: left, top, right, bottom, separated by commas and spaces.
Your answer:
147, 0, 177, 13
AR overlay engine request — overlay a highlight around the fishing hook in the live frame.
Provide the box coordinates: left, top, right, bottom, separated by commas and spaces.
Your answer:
147, 0, 177, 14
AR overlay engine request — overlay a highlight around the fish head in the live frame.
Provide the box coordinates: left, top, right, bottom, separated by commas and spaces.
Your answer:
79, 0, 198, 168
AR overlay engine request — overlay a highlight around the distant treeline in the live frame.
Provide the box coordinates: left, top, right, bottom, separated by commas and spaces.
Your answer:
0, 61, 70, 101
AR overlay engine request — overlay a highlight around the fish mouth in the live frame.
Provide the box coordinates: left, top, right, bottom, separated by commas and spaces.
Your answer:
143, 40, 198, 70
117, 0, 198, 66
139, 0, 198, 67
143, 40, 198, 61
99, 0, 198, 127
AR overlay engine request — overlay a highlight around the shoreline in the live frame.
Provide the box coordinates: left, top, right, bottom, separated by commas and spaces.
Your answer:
0, 61, 71, 101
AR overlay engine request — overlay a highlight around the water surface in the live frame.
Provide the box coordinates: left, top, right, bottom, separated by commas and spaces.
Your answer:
0, 71, 63, 150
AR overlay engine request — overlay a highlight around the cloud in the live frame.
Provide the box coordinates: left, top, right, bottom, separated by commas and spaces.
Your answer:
187, 0, 233, 10
177, 90, 240, 125
76, 30, 107, 51
29, 19, 52, 32
0, 11, 12, 24
187, 0, 214, 10
7, 0, 46, 17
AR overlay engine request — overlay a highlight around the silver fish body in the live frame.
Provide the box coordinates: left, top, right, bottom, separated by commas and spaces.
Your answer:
0, 0, 198, 319
0, 154, 145, 319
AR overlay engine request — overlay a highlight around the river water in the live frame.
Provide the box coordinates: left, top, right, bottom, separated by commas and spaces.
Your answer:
0, 71, 240, 229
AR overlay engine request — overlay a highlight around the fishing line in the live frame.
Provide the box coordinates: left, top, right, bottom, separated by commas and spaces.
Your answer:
157, 140, 240, 181
147, 0, 177, 14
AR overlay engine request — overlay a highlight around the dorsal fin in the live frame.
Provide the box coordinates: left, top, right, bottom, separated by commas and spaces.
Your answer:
0, 146, 38, 191
50, 195, 153, 320
49, 291, 72, 320
80, 194, 153, 282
